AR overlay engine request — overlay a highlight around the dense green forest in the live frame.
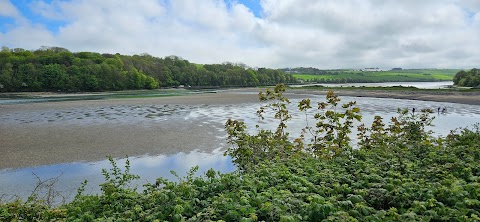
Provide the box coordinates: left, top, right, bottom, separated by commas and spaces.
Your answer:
0, 46, 294, 92
1, 85, 479, 221
453, 69, 480, 87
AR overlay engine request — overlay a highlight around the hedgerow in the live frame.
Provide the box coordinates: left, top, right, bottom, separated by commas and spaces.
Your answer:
1, 84, 479, 221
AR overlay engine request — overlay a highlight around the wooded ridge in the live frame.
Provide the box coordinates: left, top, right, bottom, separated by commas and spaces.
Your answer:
0, 46, 295, 92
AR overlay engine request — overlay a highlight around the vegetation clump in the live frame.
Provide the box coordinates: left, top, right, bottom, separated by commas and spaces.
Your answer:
1, 85, 480, 221
454, 68, 480, 87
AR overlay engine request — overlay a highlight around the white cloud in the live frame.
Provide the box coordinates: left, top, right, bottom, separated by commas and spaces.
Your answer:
1, 24, 55, 49
29, 0, 61, 20
0, 0, 20, 18
0, 0, 479, 68
257, 0, 480, 68
457, 0, 480, 12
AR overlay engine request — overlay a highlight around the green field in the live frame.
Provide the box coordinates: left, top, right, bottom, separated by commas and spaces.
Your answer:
292, 69, 459, 83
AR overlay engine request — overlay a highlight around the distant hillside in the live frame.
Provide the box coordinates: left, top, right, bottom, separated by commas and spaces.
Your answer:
286, 68, 458, 83
0, 46, 295, 92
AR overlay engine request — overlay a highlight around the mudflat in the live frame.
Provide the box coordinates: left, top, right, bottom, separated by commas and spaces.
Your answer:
325, 89, 480, 106
0, 91, 263, 169
285, 88, 479, 106
1, 88, 478, 169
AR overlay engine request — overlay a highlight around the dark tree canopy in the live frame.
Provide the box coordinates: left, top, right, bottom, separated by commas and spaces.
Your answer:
0, 46, 295, 92
453, 68, 480, 87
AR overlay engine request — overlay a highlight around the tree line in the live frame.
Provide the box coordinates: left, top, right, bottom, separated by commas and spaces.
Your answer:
0, 46, 295, 92
453, 68, 480, 87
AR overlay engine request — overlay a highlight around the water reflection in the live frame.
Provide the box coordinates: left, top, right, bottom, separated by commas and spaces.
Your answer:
187, 95, 480, 138
0, 149, 234, 204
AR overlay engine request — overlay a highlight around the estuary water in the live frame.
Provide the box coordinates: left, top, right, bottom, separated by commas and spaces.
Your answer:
1, 89, 479, 204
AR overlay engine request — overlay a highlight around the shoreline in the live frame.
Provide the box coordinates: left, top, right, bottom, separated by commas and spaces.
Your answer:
1, 86, 479, 105
1, 88, 479, 170
288, 89, 480, 106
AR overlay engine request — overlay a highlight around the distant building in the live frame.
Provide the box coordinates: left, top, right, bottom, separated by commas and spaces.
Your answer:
360, 68, 387, 72
392, 68, 403, 71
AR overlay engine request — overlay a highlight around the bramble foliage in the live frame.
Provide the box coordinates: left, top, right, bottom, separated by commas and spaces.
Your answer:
226, 84, 363, 171
296, 91, 361, 158
357, 108, 435, 150
225, 84, 299, 171
1, 85, 479, 221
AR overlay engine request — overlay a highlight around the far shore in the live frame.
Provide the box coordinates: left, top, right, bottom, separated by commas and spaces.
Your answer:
287, 88, 480, 106
1, 86, 479, 105
1, 87, 479, 169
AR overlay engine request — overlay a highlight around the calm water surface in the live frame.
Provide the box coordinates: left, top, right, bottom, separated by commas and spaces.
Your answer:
1, 88, 479, 203
0, 150, 234, 205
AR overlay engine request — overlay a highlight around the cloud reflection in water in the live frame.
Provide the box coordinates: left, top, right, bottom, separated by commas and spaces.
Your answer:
0, 149, 235, 203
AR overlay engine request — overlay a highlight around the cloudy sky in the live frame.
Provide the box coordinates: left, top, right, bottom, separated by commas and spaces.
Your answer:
1, 0, 479, 69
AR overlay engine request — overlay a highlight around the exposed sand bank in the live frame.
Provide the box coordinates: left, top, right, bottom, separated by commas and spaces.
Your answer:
0, 92, 263, 169
1, 88, 478, 169
287, 89, 480, 106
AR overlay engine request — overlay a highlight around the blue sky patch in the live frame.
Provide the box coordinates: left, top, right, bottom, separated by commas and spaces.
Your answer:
223, 0, 263, 17
235, 0, 262, 17
0, 17, 16, 33
465, 10, 477, 25
8, 0, 66, 33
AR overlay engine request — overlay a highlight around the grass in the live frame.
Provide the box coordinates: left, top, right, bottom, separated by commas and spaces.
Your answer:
193, 63, 206, 70
293, 69, 459, 83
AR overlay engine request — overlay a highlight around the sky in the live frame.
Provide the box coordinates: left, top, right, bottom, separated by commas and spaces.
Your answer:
0, 0, 479, 69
